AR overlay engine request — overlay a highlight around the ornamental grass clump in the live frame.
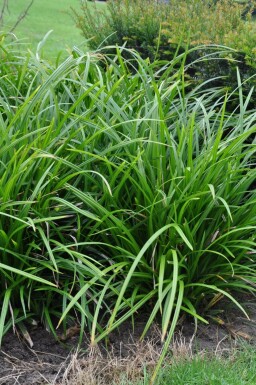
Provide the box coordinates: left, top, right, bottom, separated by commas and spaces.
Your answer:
0, 41, 256, 381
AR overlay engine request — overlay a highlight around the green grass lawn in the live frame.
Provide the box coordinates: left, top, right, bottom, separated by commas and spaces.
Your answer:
156, 350, 256, 385
115, 347, 256, 385
64, 345, 256, 385
1, 0, 105, 60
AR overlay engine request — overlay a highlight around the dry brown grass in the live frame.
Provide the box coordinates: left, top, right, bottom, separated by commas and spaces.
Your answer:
60, 340, 160, 385
0, 331, 234, 385
58, 328, 196, 385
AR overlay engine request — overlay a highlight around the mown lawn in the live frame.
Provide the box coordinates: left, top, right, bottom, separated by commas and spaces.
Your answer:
156, 349, 256, 385
132, 350, 256, 385
2, 0, 106, 59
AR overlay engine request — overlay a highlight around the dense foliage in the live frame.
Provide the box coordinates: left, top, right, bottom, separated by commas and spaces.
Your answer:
1, 40, 256, 380
72, 0, 256, 96
73, 0, 256, 55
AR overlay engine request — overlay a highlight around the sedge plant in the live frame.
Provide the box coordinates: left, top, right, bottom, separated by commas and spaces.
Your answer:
0, 40, 256, 381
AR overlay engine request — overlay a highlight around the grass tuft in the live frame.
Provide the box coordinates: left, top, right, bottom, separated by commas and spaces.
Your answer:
0, 40, 256, 381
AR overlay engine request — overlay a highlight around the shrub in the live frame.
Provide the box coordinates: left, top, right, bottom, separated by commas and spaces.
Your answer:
72, 0, 256, 97
72, 0, 172, 61
73, 0, 256, 56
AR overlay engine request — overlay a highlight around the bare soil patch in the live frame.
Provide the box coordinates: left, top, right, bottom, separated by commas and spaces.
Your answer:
1, 295, 256, 384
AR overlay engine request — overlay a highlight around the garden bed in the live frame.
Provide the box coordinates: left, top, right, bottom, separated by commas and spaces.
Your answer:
1, 295, 256, 385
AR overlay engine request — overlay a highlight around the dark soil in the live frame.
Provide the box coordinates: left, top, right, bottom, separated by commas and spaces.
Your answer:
1, 295, 256, 385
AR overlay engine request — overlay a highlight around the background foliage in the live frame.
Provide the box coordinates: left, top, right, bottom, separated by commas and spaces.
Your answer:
72, 0, 256, 96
